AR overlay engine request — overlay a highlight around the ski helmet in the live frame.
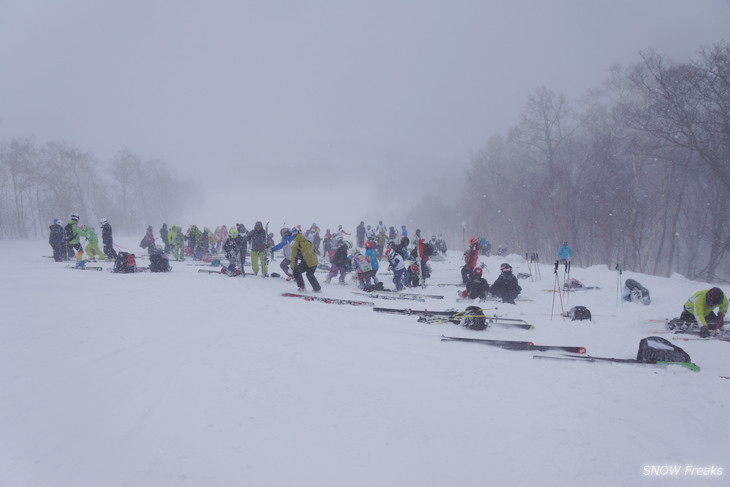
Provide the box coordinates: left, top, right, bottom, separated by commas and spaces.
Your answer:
500, 263, 512, 272
228, 228, 239, 238
346, 240, 353, 249
280, 227, 291, 237
470, 238, 478, 246
71, 214, 80, 222
100, 218, 108, 225
291, 227, 299, 236
706, 287, 725, 306
54, 218, 62, 225
474, 267, 483, 276
365, 241, 375, 249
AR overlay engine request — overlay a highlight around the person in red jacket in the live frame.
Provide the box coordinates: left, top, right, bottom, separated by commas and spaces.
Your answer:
462, 238, 480, 283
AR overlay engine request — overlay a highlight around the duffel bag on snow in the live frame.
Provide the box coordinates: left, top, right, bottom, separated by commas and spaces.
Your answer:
636, 336, 691, 364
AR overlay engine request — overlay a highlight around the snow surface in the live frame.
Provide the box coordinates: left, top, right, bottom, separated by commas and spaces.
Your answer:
2, 240, 729, 487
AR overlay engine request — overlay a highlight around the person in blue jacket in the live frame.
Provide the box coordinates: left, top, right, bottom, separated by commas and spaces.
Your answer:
364, 240, 380, 286
558, 241, 573, 264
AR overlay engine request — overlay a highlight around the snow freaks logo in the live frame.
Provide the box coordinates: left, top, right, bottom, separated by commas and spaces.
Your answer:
642, 465, 724, 477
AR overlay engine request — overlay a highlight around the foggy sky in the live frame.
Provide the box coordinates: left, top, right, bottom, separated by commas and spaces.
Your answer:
1, 0, 729, 227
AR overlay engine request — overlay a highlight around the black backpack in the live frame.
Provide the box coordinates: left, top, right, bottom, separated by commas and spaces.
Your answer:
462, 305, 487, 330
64, 223, 74, 242
114, 252, 137, 273
636, 336, 691, 364
424, 243, 436, 257
568, 306, 592, 321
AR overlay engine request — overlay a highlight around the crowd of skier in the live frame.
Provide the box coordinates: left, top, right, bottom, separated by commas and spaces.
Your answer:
49, 214, 727, 337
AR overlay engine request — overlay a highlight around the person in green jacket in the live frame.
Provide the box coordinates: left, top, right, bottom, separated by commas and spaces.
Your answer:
290, 230, 321, 292
81, 225, 106, 261
65, 214, 87, 261
680, 287, 728, 337
170, 225, 185, 261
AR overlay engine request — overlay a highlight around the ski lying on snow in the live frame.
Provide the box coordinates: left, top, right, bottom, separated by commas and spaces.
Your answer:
373, 307, 459, 316
533, 354, 700, 372
365, 290, 444, 299
441, 335, 583, 353
66, 265, 103, 271
544, 286, 601, 293
352, 292, 425, 302
418, 315, 534, 329
281, 292, 374, 306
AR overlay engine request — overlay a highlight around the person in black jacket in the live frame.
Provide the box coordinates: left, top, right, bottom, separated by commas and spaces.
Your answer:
160, 223, 171, 253
99, 218, 117, 260
461, 267, 489, 300
248, 221, 269, 276
49, 219, 66, 261
489, 263, 522, 304
223, 228, 246, 276
326, 240, 351, 284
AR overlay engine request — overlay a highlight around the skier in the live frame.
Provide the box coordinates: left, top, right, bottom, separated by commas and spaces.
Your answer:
558, 241, 572, 265
326, 239, 351, 284
160, 223, 171, 253
679, 287, 728, 337
49, 218, 66, 261
290, 231, 321, 292
171, 225, 186, 261
336, 225, 350, 241
462, 238, 481, 283
81, 225, 105, 261
460, 267, 489, 300
386, 248, 406, 291
364, 240, 380, 286
356, 221, 366, 248
272, 228, 296, 278
140, 225, 155, 251
65, 214, 85, 260
351, 248, 373, 289
223, 228, 245, 276
248, 221, 269, 277
100, 218, 117, 260
490, 263, 522, 304
322, 229, 334, 258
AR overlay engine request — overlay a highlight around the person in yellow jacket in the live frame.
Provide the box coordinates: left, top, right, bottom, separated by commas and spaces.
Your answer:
290, 230, 321, 292
680, 287, 728, 337
81, 225, 106, 261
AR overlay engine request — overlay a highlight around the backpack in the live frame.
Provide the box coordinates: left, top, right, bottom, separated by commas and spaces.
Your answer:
636, 336, 691, 364
363, 282, 385, 292
65, 223, 74, 242
149, 253, 170, 272
114, 252, 137, 273
567, 306, 592, 321
462, 305, 487, 330
424, 242, 436, 257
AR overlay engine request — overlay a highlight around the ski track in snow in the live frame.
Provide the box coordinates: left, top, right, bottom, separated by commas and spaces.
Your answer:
1, 240, 729, 487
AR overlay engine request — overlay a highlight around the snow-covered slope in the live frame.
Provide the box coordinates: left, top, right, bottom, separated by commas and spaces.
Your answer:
1, 240, 728, 486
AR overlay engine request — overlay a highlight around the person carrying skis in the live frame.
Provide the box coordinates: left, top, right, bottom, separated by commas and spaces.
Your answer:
49, 218, 66, 261
462, 238, 480, 283
558, 241, 572, 265
65, 214, 86, 260
82, 225, 106, 261
290, 231, 321, 292
248, 221, 269, 277
99, 218, 117, 260
489, 263, 522, 304
680, 287, 728, 337
460, 266, 489, 300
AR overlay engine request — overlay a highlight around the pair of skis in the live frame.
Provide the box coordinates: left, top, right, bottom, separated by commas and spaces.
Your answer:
281, 292, 374, 306
441, 335, 584, 354
533, 354, 700, 372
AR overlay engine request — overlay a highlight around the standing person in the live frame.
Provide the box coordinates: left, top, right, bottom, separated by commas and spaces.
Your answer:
376, 229, 387, 259
49, 219, 66, 261
386, 248, 406, 291
680, 287, 728, 337
290, 231, 321, 292
322, 229, 334, 258
82, 225, 106, 261
558, 241, 573, 265
364, 240, 380, 285
356, 221, 366, 248
462, 238, 481, 283
235, 224, 249, 267
100, 218, 117, 260
388, 226, 398, 242
65, 214, 85, 260
374, 220, 386, 236
249, 221, 269, 277
365, 225, 375, 242
415, 237, 430, 282
223, 228, 246, 276
351, 248, 373, 289
267, 232, 276, 261
140, 225, 155, 251
272, 228, 296, 278
336, 225, 350, 241
218, 226, 228, 254
490, 263, 522, 304
326, 239, 351, 284
171, 225, 186, 261
160, 223, 171, 253
400, 225, 408, 240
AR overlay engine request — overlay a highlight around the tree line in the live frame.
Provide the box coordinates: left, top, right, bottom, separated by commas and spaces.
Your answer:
0, 139, 195, 238
413, 42, 730, 282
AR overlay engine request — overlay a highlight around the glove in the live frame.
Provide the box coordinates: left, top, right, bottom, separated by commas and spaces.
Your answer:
460, 290, 468, 298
